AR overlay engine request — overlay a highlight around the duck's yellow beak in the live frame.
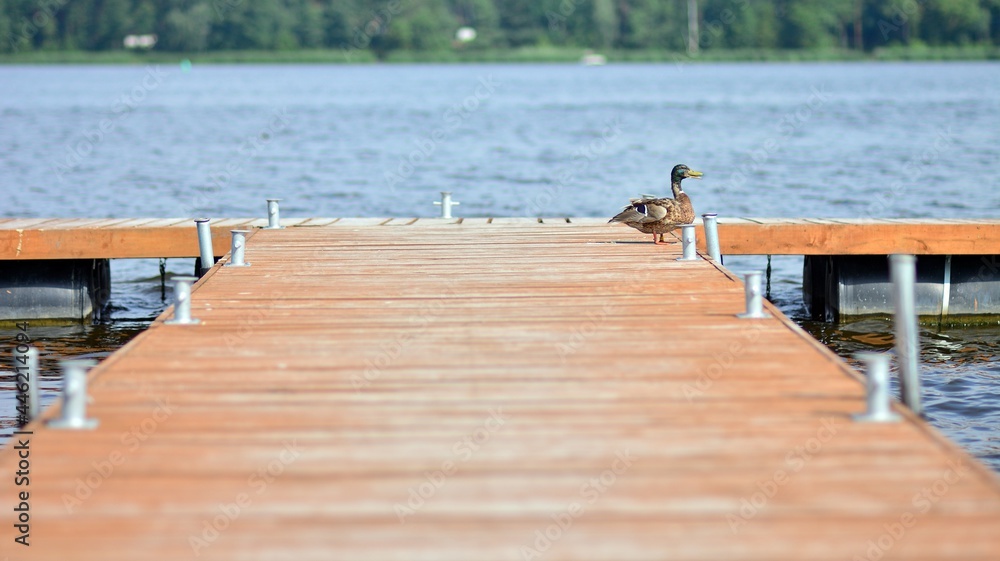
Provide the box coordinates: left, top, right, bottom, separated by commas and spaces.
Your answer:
686, 170, 704, 179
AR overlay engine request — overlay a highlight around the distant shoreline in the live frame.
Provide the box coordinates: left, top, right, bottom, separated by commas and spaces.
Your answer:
1, 45, 997, 65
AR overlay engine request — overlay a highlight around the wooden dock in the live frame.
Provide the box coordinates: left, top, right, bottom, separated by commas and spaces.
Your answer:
3, 217, 1000, 259
3, 221, 1000, 559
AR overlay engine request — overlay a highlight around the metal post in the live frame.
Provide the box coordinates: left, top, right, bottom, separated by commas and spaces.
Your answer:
433, 191, 460, 219
702, 213, 722, 263
890, 254, 923, 416
676, 224, 699, 261
852, 353, 900, 423
737, 271, 771, 318
225, 230, 251, 267
265, 198, 283, 229
164, 276, 200, 325
194, 218, 214, 276
48, 360, 99, 430
15, 346, 40, 424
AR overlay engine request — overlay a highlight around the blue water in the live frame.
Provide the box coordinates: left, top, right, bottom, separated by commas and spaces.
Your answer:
0, 62, 999, 470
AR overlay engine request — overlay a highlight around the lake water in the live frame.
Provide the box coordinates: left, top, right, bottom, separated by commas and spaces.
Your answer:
1, 62, 999, 470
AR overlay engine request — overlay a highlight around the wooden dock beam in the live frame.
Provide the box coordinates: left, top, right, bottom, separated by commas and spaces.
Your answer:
3, 217, 1000, 260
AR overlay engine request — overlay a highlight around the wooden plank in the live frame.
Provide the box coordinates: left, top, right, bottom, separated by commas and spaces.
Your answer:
32, 217, 113, 229
2, 222, 999, 560
110, 218, 164, 228
210, 218, 261, 228
0, 218, 66, 229
383, 218, 420, 226
408, 218, 462, 226
491, 217, 541, 224
693, 220, 1000, 256
296, 217, 341, 227
3, 218, 1000, 259
141, 218, 194, 228
331, 218, 393, 226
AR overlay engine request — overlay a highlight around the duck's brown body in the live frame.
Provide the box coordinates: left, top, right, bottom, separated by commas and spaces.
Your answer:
609, 164, 701, 244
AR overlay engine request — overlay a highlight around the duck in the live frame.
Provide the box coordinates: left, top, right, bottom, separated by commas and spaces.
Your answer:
608, 164, 703, 244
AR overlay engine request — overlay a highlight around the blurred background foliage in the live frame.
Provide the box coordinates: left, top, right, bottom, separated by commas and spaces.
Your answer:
2, 0, 999, 57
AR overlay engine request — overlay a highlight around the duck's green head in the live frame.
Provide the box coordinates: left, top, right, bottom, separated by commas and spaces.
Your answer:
671, 164, 703, 183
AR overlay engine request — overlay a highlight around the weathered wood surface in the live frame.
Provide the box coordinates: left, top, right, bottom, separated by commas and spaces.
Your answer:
3, 217, 1000, 259
1, 223, 1000, 560
705, 217, 1000, 255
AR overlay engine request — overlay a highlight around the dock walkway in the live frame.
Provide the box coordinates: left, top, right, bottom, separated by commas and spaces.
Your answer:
3, 221, 1000, 560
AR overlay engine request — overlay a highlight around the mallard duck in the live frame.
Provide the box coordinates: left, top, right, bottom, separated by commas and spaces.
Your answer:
608, 164, 703, 244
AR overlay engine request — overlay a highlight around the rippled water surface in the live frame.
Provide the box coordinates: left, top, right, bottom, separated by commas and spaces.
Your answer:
1, 62, 999, 470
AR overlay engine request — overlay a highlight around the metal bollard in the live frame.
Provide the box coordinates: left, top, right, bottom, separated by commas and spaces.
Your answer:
702, 213, 722, 263
164, 276, 200, 325
194, 218, 214, 276
852, 353, 901, 423
890, 254, 923, 416
225, 230, 251, 267
47, 360, 99, 430
15, 346, 40, 424
265, 198, 283, 229
433, 191, 460, 219
737, 271, 771, 318
675, 224, 699, 261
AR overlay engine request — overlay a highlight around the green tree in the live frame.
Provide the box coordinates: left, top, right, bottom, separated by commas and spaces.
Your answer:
91, 0, 130, 49
1, 0, 14, 53
618, 0, 685, 50
161, 1, 212, 51
406, 0, 456, 50
779, 0, 842, 48
496, 0, 543, 47
128, 0, 157, 35
293, 0, 324, 48
449, 0, 501, 46
987, 0, 1000, 43
2, 0, 998, 54
592, 0, 618, 47
919, 0, 989, 45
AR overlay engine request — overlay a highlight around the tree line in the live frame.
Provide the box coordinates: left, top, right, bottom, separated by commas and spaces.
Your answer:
2, 0, 998, 55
